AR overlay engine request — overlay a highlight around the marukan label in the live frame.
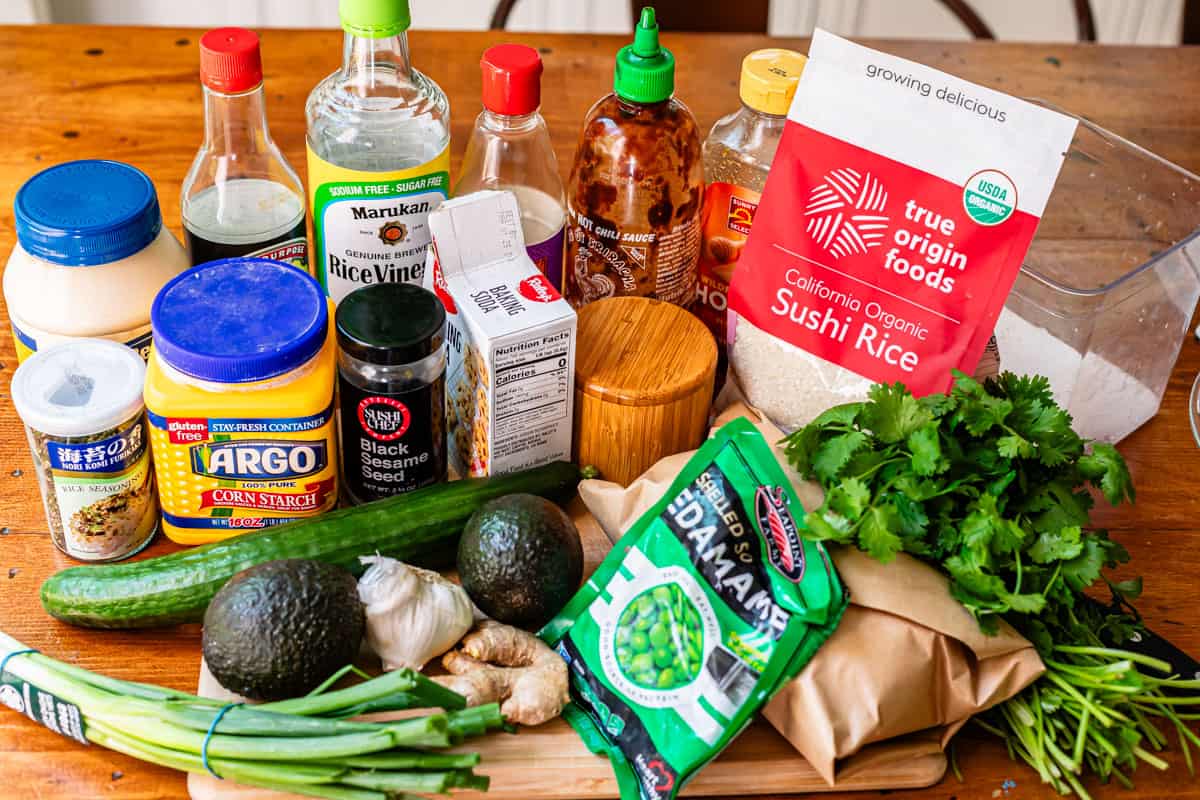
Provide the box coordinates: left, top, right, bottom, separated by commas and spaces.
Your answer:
729, 30, 1077, 397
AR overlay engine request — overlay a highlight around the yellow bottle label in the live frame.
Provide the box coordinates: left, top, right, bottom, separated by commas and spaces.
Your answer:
146, 401, 339, 540
306, 143, 450, 304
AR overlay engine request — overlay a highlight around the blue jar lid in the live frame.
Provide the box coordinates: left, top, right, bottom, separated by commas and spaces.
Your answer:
14, 160, 163, 266
151, 258, 328, 383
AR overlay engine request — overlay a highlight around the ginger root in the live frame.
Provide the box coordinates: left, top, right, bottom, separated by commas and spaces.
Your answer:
433, 620, 569, 727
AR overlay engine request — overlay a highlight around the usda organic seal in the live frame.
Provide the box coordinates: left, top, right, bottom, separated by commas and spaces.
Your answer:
963, 169, 1017, 225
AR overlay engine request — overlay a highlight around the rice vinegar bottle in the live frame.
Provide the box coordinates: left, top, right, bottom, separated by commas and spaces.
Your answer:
306, 0, 451, 304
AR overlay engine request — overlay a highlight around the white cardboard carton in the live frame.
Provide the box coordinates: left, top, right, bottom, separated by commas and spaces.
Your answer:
425, 191, 577, 477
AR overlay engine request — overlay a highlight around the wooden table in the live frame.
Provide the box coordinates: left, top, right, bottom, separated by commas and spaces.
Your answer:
1, 23, 1200, 800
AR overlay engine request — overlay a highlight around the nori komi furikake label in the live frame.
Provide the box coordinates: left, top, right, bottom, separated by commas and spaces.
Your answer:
541, 418, 848, 800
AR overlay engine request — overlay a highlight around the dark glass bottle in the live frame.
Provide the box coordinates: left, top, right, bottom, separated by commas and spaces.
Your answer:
335, 283, 447, 504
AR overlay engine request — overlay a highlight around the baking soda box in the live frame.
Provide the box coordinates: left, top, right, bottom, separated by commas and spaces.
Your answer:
729, 30, 1078, 396
425, 190, 577, 477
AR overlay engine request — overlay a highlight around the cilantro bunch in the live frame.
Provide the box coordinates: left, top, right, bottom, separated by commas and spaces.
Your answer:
784, 371, 1134, 636
785, 372, 1200, 798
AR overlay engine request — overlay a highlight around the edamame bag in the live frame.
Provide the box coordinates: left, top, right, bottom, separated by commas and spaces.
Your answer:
542, 418, 847, 800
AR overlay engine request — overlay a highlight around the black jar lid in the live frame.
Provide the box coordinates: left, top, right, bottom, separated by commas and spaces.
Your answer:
336, 283, 446, 365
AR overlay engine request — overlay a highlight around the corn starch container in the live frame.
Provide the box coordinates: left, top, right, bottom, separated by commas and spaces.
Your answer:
143, 258, 339, 545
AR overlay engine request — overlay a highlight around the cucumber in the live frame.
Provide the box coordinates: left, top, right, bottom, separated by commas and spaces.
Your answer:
41, 462, 583, 629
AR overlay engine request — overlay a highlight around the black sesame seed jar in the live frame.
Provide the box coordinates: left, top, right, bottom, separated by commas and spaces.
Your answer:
335, 283, 447, 504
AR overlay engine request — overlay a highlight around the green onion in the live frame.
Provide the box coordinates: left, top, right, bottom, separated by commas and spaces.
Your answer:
0, 630, 501, 798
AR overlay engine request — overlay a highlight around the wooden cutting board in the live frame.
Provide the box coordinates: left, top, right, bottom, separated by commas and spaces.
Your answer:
192, 659, 947, 799
189, 498, 947, 799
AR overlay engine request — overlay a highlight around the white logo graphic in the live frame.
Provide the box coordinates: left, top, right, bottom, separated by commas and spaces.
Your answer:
804, 168, 890, 259
0, 684, 23, 713
621, 244, 647, 268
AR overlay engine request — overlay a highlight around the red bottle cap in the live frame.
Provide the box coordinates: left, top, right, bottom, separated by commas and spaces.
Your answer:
199, 27, 263, 93
480, 44, 543, 116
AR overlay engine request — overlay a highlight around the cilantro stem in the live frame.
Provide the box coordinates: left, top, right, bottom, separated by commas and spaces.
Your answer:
1054, 645, 1172, 674
1129, 695, 1200, 705
1133, 746, 1170, 770
1071, 691, 1093, 769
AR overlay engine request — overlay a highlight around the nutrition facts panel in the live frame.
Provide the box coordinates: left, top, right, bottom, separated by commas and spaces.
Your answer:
493, 331, 573, 456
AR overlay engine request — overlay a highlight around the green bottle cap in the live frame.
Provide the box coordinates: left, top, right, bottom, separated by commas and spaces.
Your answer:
339, 0, 411, 38
613, 7, 675, 104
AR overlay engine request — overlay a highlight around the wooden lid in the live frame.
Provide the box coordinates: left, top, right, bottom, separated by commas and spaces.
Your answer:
575, 297, 717, 407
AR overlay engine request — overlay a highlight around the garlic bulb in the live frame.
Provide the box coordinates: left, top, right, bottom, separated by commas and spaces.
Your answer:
357, 555, 474, 671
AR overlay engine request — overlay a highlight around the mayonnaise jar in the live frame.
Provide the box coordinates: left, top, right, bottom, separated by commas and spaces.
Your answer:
4, 160, 189, 363
143, 258, 339, 545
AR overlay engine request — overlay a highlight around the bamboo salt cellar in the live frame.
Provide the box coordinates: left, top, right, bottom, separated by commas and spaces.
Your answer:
573, 297, 717, 486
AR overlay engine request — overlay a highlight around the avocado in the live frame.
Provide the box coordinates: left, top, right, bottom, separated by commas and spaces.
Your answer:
457, 493, 584, 628
202, 559, 365, 700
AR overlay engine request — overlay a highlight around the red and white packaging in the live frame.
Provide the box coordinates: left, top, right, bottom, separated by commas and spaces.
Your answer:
728, 30, 1077, 427
424, 190, 577, 477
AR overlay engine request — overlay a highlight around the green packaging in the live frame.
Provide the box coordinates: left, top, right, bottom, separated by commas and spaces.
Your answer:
542, 417, 848, 800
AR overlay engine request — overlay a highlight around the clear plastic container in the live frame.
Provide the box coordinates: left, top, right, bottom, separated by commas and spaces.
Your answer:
993, 101, 1200, 442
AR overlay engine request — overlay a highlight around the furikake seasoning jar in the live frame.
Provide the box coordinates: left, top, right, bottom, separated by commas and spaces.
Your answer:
11, 338, 158, 561
336, 282, 448, 504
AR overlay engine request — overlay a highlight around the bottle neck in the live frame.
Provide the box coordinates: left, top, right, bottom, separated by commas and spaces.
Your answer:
340, 31, 413, 94
741, 101, 787, 121
202, 84, 272, 154
479, 108, 540, 133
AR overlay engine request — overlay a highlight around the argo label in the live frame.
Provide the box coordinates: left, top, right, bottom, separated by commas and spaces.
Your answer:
728, 30, 1077, 397
146, 406, 338, 531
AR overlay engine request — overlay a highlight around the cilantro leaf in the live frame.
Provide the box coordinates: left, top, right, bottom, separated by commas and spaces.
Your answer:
857, 505, 904, 562
811, 431, 868, 483
1078, 442, 1135, 505
826, 477, 871, 522
1001, 589, 1047, 615
860, 382, 931, 443
945, 551, 1003, 597
907, 423, 945, 476
920, 390, 957, 418
992, 519, 1027, 556
1111, 576, 1143, 601
804, 508, 854, 544
1028, 525, 1084, 564
1061, 536, 1107, 592
809, 402, 864, 430
996, 434, 1033, 459
995, 372, 1055, 409
891, 492, 929, 538
959, 395, 1013, 436
781, 425, 821, 477
1021, 618, 1054, 656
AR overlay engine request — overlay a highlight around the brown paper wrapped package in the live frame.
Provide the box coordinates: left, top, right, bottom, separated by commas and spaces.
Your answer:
578, 402, 1044, 786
